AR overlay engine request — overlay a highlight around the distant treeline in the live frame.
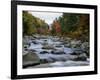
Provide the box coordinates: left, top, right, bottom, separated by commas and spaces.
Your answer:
23, 11, 89, 41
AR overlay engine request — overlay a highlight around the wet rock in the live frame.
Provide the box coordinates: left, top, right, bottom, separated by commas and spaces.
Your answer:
32, 35, 37, 39
51, 51, 54, 54
64, 44, 71, 47
74, 57, 87, 61
23, 50, 29, 56
28, 49, 37, 53
23, 44, 30, 49
49, 57, 66, 62
32, 35, 40, 39
49, 57, 57, 62
40, 51, 49, 54
24, 48, 28, 51
51, 51, 65, 54
44, 39, 47, 41
31, 38, 36, 40
24, 46, 27, 49
40, 59, 48, 63
81, 42, 89, 50
55, 45, 63, 48
59, 58, 67, 61
32, 41, 38, 44
42, 42, 48, 45
54, 45, 64, 52
42, 45, 54, 50
47, 58, 55, 63
71, 48, 83, 55
70, 52, 79, 55
73, 53, 87, 61
81, 42, 89, 57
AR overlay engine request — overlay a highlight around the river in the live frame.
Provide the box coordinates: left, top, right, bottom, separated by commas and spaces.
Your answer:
23, 35, 89, 68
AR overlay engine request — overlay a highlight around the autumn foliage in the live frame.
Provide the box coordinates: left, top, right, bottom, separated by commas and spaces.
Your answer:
23, 11, 89, 41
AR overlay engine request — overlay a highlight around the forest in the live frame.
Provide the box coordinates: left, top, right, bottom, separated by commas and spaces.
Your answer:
23, 11, 89, 42
23, 11, 49, 35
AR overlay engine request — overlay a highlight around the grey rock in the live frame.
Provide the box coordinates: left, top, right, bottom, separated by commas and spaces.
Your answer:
42, 45, 54, 50
23, 52, 40, 68
73, 53, 87, 61
70, 40, 81, 48
81, 42, 89, 51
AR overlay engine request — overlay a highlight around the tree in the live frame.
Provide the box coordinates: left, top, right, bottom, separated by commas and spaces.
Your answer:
23, 11, 49, 36
56, 13, 89, 41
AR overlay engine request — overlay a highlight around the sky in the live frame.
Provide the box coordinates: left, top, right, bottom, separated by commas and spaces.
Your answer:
28, 11, 63, 25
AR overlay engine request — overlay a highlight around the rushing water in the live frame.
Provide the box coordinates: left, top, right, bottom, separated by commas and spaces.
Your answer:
23, 35, 89, 67
28, 37, 73, 59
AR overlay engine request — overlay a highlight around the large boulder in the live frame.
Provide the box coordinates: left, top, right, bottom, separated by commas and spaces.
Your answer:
23, 52, 40, 68
23, 52, 39, 62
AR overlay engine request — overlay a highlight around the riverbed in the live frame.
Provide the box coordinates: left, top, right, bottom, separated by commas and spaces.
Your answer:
23, 34, 89, 68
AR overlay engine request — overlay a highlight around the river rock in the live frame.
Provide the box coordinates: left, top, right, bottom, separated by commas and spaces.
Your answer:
23, 52, 40, 68
64, 44, 71, 47
32, 34, 40, 39
32, 40, 38, 44
40, 59, 48, 63
70, 52, 79, 55
42, 45, 54, 50
51, 51, 65, 55
73, 53, 87, 61
70, 40, 81, 48
23, 44, 30, 49
42, 41, 48, 45
23, 52, 39, 62
81, 42, 89, 57
81, 42, 89, 50
47, 58, 55, 62
40, 51, 49, 54
54, 45, 64, 52
71, 48, 83, 55
28, 49, 37, 53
